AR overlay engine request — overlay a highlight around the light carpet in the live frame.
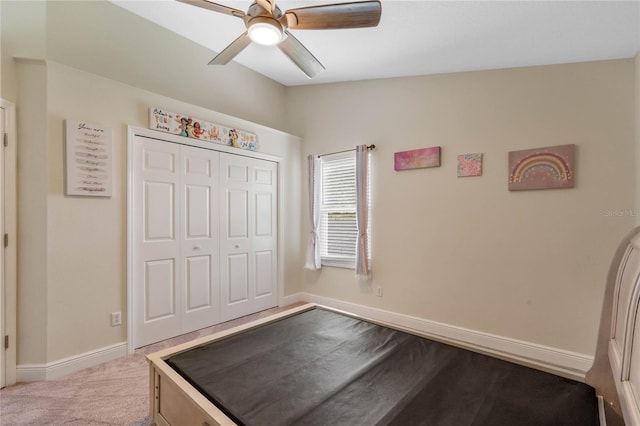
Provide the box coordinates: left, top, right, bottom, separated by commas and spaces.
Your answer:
0, 304, 302, 425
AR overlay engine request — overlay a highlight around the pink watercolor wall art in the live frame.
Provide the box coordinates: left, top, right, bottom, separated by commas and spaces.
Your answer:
457, 153, 483, 177
394, 146, 441, 171
508, 144, 575, 191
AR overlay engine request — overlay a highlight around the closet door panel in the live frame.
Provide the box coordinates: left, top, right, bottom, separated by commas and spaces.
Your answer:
255, 192, 273, 237
145, 182, 175, 241
144, 259, 176, 320
220, 162, 253, 319
253, 166, 277, 305
227, 253, 249, 303
132, 135, 278, 347
220, 154, 277, 321
227, 190, 249, 238
180, 145, 220, 333
255, 250, 273, 297
185, 185, 210, 238
133, 138, 181, 348
185, 255, 211, 311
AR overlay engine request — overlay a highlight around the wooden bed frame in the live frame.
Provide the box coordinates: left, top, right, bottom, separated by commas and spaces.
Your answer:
147, 227, 640, 426
147, 303, 318, 426
606, 229, 640, 424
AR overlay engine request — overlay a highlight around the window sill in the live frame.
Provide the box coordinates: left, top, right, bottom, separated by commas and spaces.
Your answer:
321, 259, 355, 270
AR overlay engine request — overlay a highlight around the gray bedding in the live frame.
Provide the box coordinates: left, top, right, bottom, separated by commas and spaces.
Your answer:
167, 308, 598, 426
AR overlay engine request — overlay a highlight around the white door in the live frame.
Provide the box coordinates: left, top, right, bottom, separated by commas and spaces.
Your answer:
0, 101, 16, 387
180, 145, 220, 333
133, 138, 222, 347
220, 154, 278, 322
133, 137, 182, 347
0, 107, 5, 388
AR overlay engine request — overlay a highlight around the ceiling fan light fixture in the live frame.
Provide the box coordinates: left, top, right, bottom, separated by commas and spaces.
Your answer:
248, 17, 284, 46
182, 0, 383, 77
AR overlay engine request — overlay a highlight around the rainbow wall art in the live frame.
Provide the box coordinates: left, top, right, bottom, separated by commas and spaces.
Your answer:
508, 144, 575, 191
394, 146, 441, 171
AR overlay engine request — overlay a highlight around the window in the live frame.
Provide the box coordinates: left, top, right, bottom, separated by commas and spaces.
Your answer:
318, 151, 370, 268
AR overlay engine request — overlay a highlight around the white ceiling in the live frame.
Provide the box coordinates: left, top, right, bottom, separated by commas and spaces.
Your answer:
112, 0, 640, 87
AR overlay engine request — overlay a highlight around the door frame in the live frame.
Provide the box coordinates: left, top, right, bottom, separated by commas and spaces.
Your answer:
126, 126, 282, 354
1, 99, 17, 386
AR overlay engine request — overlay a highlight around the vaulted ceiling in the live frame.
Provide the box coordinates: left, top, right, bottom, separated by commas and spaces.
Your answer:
113, 1, 640, 87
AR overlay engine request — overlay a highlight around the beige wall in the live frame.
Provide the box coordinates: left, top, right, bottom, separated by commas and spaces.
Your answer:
287, 60, 636, 356
0, 0, 287, 132
43, 0, 288, 132
15, 59, 48, 364
2, 0, 638, 370
0, 1, 46, 103
2, 0, 301, 365
42, 61, 301, 362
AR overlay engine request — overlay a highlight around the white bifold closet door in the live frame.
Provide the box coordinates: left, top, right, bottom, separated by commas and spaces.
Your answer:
133, 137, 220, 348
132, 135, 278, 348
219, 154, 278, 322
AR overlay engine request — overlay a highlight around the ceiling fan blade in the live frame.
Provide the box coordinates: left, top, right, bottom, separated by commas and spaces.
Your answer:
176, 0, 245, 19
283, 1, 381, 30
256, 0, 276, 13
278, 31, 325, 78
208, 32, 252, 65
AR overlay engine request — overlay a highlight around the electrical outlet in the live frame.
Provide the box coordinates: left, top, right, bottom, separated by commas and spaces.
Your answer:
375, 287, 383, 297
110, 312, 122, 327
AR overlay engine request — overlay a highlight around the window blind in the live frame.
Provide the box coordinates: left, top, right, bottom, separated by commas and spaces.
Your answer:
318, 150, 376, 268
319, 152, 358, 266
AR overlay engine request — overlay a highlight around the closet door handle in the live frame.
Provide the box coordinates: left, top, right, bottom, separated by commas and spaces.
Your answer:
193, 245, 201, 251
235, 244, 240, 249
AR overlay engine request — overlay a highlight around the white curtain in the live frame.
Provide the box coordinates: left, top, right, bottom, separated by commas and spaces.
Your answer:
305, 154, 321, 270
355, 145, 370, 279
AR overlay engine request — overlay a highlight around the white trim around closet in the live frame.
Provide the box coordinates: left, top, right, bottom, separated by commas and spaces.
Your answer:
126, 125, 283, 355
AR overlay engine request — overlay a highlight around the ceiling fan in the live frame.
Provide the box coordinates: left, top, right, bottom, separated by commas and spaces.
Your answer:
177, 0, 382, 78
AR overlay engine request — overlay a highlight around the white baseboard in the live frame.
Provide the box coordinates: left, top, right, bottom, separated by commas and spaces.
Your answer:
282, 292, 593, 380
598, 396, 608, 426
281, 293, 305, 306
16, 341, 128, 382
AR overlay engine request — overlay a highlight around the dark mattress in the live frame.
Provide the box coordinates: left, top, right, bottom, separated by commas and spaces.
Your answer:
166, 308, 599, 426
